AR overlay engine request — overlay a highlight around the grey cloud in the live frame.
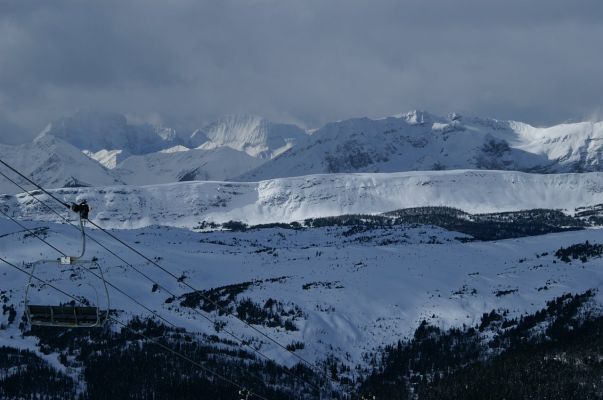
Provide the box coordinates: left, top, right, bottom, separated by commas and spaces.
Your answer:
0, 0, 602, 140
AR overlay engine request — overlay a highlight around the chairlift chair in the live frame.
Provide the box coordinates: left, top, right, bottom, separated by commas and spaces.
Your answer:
24, 201, 110, 328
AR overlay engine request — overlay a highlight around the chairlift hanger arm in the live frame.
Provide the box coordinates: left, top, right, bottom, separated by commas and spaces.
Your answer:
71, 201, 90, 220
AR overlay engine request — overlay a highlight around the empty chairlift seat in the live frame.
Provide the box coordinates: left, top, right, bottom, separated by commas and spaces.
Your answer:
26, 304, 107, 328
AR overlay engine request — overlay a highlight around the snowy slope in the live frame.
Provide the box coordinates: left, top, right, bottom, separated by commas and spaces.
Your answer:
83, 149, 129, 169
241, 111, 603, 180
1, 217, 603, 372
115, 146, 263, 185
511, 120, 603, 171
195, 115, 309, 159
3, 170, 603, 229
0, 135, 122, 194
38, 109, 182, 160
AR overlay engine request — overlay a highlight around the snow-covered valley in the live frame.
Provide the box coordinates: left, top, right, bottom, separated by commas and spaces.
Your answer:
1, 208, 603, 399
2, 217, 603, 369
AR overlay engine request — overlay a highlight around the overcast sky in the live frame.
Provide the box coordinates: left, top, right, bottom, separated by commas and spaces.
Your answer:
1, 0, 602, 142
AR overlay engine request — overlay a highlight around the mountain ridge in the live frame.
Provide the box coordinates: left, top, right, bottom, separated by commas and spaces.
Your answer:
0, 134, 122, 194
37, 109, 182, 157
240, 111, 603, 180
3, 169, 603, 229
194, 114, 309, 159
5, 109, 603, 192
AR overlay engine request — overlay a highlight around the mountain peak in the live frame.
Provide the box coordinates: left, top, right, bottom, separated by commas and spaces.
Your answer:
0, 133, 122, 194
387, 110, 447, 126
37, 108, 128, 145
188, 128, 209, 148
37, 108, 182, 155
203, 114, 272, 143
196, 114, 308, 159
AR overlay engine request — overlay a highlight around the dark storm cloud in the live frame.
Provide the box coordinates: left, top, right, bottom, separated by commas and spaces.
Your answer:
1, 0, 603, 141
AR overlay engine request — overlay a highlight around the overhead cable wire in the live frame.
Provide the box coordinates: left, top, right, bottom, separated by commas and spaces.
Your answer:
0, 165, 325, 395
0, 158, 328, 376
0, 209, 285, 395
0, 256, 271, 400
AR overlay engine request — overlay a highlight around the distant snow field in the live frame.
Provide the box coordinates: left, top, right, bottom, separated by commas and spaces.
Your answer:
2, 169, 603, 229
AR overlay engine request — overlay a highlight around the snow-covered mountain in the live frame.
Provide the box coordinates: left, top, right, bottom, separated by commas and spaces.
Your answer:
115, 146, 263, 185
3, 170, 603, 229
24, 111, 309, 187
82, 149, 128, 169
6, 109, 603, 193
241, 111, 603, 180
37, 109, 182, 164
0, 135, 260, 193
193, 115, 309, 159
0, 135, 121, 194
